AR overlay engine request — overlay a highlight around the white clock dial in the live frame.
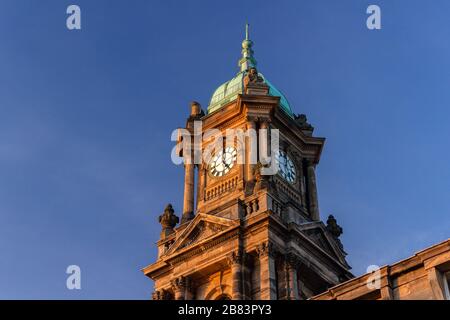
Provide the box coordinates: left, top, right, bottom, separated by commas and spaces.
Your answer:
275, 150, 296, 184
209, 147, 237, 177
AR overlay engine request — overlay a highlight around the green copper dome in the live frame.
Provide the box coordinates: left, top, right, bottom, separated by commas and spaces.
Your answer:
207, 71, 294, 118
207, 24, 294, 118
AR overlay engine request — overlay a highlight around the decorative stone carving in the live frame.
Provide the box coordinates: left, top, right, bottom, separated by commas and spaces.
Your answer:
294, 114, 314, 134
180, 222, 227, 250
171, 276, 188, 300
286, 252, 301, 269
188, 101, 205, 121
171, 276, 186, 291
243, 198, 260, 216
226, 249, 245, 300
158, 204, 179, 239
326, 214, 344, 250
152, 289, 171, 300
227, 250, 243, 266
244, 67, 265, 88
326, 215, 343, 238
163, 239, 175, 252
256, 242, 275, 258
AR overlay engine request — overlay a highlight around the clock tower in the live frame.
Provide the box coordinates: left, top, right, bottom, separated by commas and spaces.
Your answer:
142, 25, 353, 300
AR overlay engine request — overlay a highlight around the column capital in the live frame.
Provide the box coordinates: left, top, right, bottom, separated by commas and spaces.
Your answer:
152, 289, 171, 300
227, 250, 244, 300
246, 116, 259, 125
171, 276, 187, 291
171, 276, 188, 300
151, 291, 159, 300
227, 250, 243, 266
257, 242, 276, 258
286, 252, 301, 269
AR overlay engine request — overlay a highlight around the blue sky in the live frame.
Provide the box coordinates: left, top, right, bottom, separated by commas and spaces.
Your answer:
0, 0, 449, 299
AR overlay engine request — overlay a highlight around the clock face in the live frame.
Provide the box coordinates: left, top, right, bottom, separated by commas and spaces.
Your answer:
275, 150, 296, 183
209, 147, 237, 177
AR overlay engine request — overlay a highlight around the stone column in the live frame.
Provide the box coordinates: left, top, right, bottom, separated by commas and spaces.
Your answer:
182, 162, 195, 223
257, 242, 277, 300
255, 120, 273, 191
171, 277, 187, 300
427, 267, 446, 300
152, 289, 170, 300
242, 255, 252, 300
298, 161, 307, 208
227, 251, 243, 300
305, 159, 320, 221
196, 165, 205, 205
286, 254, 300, 300
246, 119, 257, 184
151, 291, 159, 300
259, 120, 269, 163
181, 101, 202, 223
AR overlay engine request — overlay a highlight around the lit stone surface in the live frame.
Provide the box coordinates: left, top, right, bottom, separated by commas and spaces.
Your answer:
141, 27, 450, 301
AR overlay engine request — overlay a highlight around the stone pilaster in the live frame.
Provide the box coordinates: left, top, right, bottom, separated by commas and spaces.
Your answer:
242, 254, 252, 300
298, 160, 307, 208
257, 242, 277, 300
286, 253, 300, 300
246, 119, 257, 184
182, 162, 195, 223
197, 164, 206, 204
227, 250, 243, 300
171, 276, 187, 300
305, 159, 320, 221
259, 120, 270, 163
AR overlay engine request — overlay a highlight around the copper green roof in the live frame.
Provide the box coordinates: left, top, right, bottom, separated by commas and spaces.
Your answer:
207, 24, 294, 118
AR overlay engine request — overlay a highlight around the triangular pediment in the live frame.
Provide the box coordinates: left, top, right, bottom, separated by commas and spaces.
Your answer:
298, 222, 350, 268
164, 213, 238, 256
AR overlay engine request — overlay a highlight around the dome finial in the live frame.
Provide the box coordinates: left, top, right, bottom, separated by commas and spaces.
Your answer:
238, 23, 257, 72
